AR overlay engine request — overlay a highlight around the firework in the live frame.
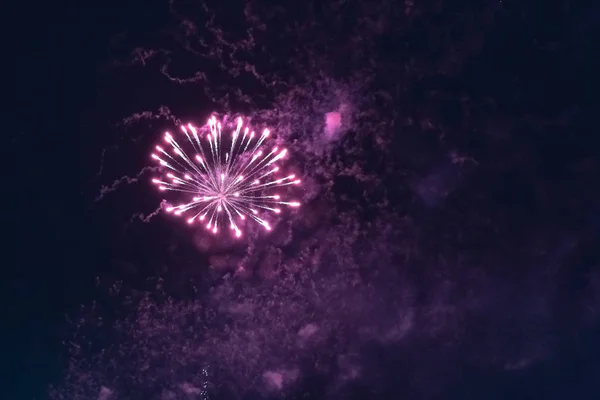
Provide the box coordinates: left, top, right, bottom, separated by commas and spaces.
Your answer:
150, 116, 301, 237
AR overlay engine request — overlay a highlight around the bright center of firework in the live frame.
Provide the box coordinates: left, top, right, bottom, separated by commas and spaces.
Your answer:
150, 116, 301, 238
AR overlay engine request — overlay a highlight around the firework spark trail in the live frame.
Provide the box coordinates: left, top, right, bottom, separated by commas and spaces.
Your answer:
95, 166, 160, 202
117, 106, 181, 128
97, 148, 109, 176
96, 107, 181, 179
128, 201, 167, 224
151, 116, 301, 238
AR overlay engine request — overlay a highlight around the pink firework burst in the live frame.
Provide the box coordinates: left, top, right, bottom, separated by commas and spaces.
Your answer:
150, 116, 301, 238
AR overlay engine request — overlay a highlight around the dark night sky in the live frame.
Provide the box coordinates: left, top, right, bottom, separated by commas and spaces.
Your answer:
6, 0, 600, 399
